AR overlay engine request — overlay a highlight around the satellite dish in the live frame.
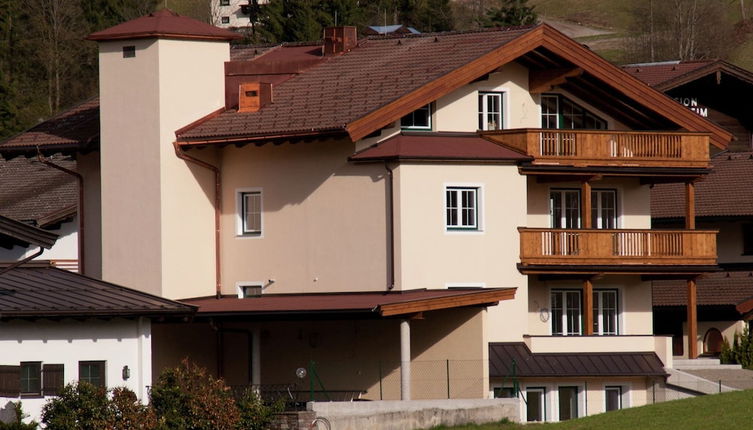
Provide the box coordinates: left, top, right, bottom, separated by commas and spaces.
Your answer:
296, 367, 307, 379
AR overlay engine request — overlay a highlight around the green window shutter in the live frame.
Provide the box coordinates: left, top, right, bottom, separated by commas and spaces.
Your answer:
0, 365, 21, 397
43, 364, 65, 396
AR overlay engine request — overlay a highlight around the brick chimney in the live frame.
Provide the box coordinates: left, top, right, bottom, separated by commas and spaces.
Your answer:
323, 26, 358, 56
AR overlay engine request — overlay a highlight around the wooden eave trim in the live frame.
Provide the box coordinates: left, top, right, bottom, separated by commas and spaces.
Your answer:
537, 26, 732, 149
86, 32, 241, 42
346, 26, 547, 141
176, 128, 348, 147
378, 288, 516, 317
653, 61, 753, 92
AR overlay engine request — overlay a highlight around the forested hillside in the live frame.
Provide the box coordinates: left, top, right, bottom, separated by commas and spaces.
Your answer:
1, 0, 751, 142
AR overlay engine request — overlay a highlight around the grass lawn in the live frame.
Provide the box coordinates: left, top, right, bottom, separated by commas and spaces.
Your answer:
423, 389, 753, 430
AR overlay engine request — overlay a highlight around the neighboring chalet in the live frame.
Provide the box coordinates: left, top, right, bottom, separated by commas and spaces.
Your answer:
0, 10, 732, 423
626, 60, 753, 360
0, 215, 193, 423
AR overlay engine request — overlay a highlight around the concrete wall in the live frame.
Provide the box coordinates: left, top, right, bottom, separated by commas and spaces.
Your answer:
152, 307, 488, 401
219, 139, 388, 296
309, 398, 521, 430
98, 37, 227, 299
0, 318, 151, 423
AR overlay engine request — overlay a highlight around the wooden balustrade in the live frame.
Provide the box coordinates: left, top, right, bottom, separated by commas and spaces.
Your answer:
519, 228, 717, 266
484, 129, 710, 168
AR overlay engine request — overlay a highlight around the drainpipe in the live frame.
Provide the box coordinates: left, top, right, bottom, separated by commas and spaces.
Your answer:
384, 161, 395, 291
36, 149, 85, 274
0, 247, 44, 276
172, 141, 222, 298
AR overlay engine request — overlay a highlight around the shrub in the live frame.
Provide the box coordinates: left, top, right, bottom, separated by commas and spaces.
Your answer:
110, 387, 157, 430
150, 360, 240, 430
0, 402, 37, 430
41, 382, 113, 430
236, 389, 284, 430
719, 325, 753, 369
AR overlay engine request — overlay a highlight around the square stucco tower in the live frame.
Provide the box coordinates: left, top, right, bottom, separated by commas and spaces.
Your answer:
88, 9, 240, 298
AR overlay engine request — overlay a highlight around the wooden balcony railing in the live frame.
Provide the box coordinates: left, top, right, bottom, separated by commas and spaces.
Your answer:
519, 228, 717, 266
484, 129, 710, 168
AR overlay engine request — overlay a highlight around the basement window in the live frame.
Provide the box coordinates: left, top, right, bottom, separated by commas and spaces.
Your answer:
221, 16, 230, 24
122, 46, 135, 58
237, 283, 263, 298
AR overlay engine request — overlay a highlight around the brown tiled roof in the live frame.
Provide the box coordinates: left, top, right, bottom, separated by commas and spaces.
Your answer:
652, 151, 753, 219
350, 132, 530, 162
653, 271, 753, 307
489, 342, 667, 378
0, 98, 99, 156
176, 27, 534, 142
0, 264, 195, 318
181, 288, 515, 317
0, 154, 77, 226
0, 215, 58, 249
622, 61, 713, 87
86, 9, 241, 41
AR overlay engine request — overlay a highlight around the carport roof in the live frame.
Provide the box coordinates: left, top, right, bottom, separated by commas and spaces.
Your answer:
180, 288, 516, 317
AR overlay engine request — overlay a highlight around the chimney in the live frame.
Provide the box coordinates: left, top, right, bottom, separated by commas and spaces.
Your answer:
323, 26, 358, 56
238, 82, 272, 113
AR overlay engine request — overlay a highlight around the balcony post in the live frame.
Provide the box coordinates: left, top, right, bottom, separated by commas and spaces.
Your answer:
685, 182, 695, 230
583, 278, 594, 335
582, 181, 592, 229
687, 278, 698, 359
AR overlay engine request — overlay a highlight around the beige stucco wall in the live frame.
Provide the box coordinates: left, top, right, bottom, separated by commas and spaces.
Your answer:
677, 319, 745, 359
393, 163, 527, 342
707, 220, 753, 263
219, 138, 388, 295
434, 62, 539, 131
153, 307, 488, 400
527, 177, 651, 229
527, 276, 653, 336
99, 38, 226, 298
78, 151, 102, 278
491, 377, 652, 421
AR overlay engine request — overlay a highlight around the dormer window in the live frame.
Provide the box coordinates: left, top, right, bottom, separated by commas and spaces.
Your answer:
400, 104, 432, 130
478, 92, 504, 130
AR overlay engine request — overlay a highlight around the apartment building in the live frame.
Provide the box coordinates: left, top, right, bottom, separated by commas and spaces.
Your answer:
0, 9, 732, 423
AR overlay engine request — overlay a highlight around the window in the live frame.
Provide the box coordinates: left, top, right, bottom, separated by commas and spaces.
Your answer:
221, 16, 230, 24
237, 282, 263, 298
558, 386, 579, 420
238, 190, 263, 236
220, 0, 230, 5
79, 361, 105, 388
592, 189, 617, 229
605, 386, 622, 411
122, 45, 135, 58
493, 386, 516, 398
743, 223, 753, 255
400, 104, 432, 130
593, 289, 618, 335
551, 290, 581, 336
478, 92, 504, 130
446, 187, 479, 230
541, 94, 606, 130
550, 189, 580, 229
526, 387, 546, 422
20, 362, 41, 397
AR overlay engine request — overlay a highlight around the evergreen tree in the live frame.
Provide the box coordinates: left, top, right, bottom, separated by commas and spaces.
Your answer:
483, 0, 537, 27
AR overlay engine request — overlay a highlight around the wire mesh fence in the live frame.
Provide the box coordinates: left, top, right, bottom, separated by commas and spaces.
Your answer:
231, 358, 487, 408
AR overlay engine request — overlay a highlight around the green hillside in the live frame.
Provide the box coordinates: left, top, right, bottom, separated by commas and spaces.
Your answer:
427, 389, 753, 430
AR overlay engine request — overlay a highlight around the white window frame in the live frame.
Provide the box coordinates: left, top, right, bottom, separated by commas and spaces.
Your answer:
478, 91, 505, 131
551, 289, 582, 336
549, 188, 581, 229
444, 183, 484, 233
525, 386, 547, 422
603, 383, 631, 412
236, 188, 263, 238
555, 385, 584, 422
541, 94, 559, 129
236, 281, 265, 298
400, 103, 432, 130
593, 289, 619, 335
592, 188, 619, 229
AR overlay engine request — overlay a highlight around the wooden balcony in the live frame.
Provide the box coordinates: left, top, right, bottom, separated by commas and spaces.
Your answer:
519, 228, 717, 268
484, 129, 710, 169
